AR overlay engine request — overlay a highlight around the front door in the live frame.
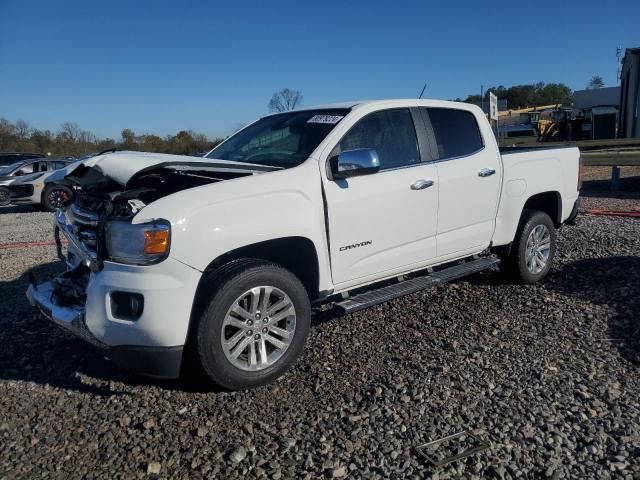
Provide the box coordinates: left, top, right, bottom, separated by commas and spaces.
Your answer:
322, 108, 439, 288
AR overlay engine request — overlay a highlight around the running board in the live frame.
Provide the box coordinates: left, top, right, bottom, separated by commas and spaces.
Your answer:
336, 256, 500, 314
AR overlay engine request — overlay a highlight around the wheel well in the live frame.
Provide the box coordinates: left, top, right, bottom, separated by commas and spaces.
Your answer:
202, 237, 320, 300
522, 191, 562, 226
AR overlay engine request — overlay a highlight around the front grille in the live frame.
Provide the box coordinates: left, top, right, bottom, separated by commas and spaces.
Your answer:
68, 204, 99, 251
9, 184, 34, 198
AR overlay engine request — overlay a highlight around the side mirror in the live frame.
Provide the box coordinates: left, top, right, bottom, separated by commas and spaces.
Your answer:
332, 148, 380, 179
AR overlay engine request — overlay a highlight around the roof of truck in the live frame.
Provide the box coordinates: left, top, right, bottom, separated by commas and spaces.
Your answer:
288, 98, 478, 112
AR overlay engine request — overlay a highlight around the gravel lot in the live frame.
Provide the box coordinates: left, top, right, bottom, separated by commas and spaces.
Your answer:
0, 179, 639, 479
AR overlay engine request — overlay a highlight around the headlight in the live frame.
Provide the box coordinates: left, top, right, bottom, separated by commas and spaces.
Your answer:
105, 219, 171, 265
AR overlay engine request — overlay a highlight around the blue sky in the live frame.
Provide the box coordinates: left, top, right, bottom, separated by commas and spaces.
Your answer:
1, 0, 638, 140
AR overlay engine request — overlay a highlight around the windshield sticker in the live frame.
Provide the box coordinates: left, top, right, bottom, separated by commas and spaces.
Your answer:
307, 115, 344, 124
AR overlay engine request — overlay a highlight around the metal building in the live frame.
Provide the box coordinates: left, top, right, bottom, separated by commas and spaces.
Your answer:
619, 47, 640, 138
573, 86, 620, 139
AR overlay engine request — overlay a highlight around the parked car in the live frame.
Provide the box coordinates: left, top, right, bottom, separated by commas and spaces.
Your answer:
0, 152, 46, 168
0, 158, 52, 206
6, 158, 74, 210
26, 99, 581, 390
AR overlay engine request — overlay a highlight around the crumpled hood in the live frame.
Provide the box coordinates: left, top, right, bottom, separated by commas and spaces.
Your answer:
46, 150, 273, 187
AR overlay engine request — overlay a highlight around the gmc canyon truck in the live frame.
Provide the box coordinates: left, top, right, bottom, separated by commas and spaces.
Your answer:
27, 100, 581, 390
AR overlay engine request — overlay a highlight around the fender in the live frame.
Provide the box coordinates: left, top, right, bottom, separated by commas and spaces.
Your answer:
492, 148, 578, 246
134, 160, 333, 293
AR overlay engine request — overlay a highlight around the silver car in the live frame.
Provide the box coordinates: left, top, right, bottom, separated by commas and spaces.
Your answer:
6, 158, 74, 210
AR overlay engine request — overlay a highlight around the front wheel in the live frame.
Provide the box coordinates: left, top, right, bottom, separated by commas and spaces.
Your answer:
42, 184, 74, 211
193, 260, 311, 390
502, 210, 556, 284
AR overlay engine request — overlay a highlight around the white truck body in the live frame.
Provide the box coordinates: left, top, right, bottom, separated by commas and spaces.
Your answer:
28, 99, 581, 382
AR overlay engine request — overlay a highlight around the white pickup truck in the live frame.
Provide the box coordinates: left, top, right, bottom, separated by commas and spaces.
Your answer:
27, 99, 581, 390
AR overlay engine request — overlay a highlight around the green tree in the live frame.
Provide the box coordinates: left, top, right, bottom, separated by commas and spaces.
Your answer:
587, 75, 605, 89
120, 128, 137, 150
465, 82, 572, 109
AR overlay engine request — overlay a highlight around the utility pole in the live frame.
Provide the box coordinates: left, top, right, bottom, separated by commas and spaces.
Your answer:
480, 85, 484, 113
616, 47, 622, 82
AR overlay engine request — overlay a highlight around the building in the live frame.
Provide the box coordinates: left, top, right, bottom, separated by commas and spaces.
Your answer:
619, 47, 640, 138
572, 86, 620, 139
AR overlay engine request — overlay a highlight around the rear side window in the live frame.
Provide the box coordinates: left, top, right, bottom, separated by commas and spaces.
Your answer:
427, 108, 483, 160
339, 109, 420, 170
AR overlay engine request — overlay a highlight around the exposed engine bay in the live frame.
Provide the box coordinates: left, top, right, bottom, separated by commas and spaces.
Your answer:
67, 163, 254, 218
47, 161, 264, 306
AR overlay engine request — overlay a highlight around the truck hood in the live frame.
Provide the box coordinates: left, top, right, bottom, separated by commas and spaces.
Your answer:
46, 150, 278, 187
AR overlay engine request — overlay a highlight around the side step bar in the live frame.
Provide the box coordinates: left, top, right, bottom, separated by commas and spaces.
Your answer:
336, 256, 500, 314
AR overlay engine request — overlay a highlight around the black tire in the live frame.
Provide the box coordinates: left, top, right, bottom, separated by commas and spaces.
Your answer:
192, 259, 311, 390
42, 184, 74, 211
0, 187, 9, 206
501, 210, 556, 284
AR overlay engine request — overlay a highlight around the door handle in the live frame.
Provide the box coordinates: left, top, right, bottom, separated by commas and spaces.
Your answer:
410, 179, 434, 190
478, 168, 496, 177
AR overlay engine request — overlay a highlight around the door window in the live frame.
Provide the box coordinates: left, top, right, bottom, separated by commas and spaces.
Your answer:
427, 108, 483, 160
338, 109, 420, 170
15, 163, 35, 176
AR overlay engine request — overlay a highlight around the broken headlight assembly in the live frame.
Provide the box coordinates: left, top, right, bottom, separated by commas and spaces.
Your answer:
105, 219, 171, 265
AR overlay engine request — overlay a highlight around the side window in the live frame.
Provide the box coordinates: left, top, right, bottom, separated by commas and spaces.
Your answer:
52, 162, 66, 170
16, 163, 35, 175
339, 109, 420, 170
427, 108, 483, 160
37, 162, 49, 172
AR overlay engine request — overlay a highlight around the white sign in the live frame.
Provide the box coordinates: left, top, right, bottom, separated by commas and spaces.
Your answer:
489, 92, 498, 121
307, 115, 344, 124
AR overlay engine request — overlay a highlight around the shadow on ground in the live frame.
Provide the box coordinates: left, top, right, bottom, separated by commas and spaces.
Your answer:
0, 261, 221, 394
0, 205, 39, 215
2, 255, 637, 395
581, 176, 640, 199
545, 255, 640, 365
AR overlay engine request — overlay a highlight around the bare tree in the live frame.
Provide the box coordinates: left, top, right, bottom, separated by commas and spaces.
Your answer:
59, 122, 81, 142
15, 119, 31, 140
268, 88, 303, 112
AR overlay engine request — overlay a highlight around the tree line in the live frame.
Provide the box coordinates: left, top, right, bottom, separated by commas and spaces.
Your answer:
0, 118, 223, 157
462, 82, 573, 110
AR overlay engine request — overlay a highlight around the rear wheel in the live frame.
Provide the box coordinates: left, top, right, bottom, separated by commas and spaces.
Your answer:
501, 210, 556, 284
0, 187, 9, 206
42, 184, 74, 211
192, 260, 311, 390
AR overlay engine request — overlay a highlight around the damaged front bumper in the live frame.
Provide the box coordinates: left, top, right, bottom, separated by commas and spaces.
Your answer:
26, 280, 98, 345
28, 214, 202, 379
26, 280, 185, 379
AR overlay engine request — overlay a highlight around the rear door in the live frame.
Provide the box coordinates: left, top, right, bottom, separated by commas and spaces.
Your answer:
322, 108, 439, 288
424, 107, 502, 258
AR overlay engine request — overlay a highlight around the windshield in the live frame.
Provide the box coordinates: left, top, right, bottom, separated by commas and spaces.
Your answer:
0, 162, 21, 176
206, 109, 349, 168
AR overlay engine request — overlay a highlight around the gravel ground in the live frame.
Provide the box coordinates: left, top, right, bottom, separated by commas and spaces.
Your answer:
581, 166, 640, 211
0, 192, 639, 479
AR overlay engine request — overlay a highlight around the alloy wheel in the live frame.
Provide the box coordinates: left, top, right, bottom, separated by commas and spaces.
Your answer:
525, 224, 551, 274
221, 286, 296, 371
